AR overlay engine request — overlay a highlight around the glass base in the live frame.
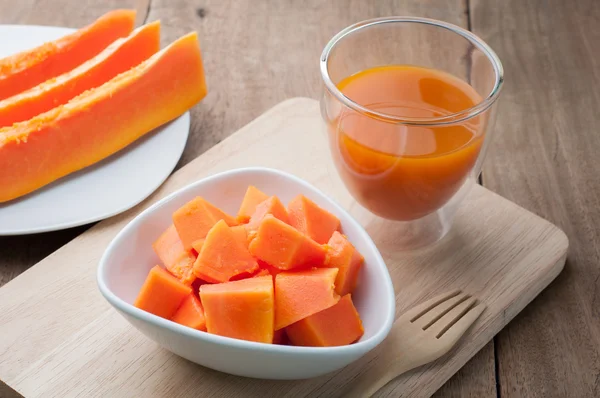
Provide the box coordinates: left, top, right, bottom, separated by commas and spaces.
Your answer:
325, 158, 475, 251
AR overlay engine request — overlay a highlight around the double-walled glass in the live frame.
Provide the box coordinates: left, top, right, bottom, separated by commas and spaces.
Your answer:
321, 17, 503, 248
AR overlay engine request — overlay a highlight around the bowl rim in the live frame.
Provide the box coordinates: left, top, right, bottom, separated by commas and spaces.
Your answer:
97, 167, 396, 356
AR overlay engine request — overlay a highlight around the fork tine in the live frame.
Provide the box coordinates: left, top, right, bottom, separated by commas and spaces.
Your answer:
412, 292, 470, 330
400, 290, 462, 322
436, 301, 486, 342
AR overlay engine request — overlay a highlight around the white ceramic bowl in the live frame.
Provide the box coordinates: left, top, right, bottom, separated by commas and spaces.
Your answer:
97, 167, 395, 379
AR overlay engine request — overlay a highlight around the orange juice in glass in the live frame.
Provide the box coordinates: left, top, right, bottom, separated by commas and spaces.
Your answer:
320, 17, 503, 248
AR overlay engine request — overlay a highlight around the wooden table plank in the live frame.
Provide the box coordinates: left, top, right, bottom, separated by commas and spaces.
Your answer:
0, 1, 497, 396
472, 0, 600, 396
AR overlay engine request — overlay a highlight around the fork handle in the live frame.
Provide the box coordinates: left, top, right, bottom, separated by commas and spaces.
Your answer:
344, 350, 416, 397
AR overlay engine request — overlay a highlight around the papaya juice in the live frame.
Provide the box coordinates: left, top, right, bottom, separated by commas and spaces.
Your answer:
329, 65, 484, 221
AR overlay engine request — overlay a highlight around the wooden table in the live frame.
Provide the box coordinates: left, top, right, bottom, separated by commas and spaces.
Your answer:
0, 0, 597, 397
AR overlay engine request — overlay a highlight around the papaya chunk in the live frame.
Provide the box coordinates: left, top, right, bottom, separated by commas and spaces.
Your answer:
0, 32, 207, 203
286, 294, 364, 347
0, 21, 160, 128
172, 196, 237, 250
200, 276, 274, 343
249, 215, 326, 270
0, 10, 136, 100
237, 185, 269, 223
274, 268, 339, 330
288, 194, 340, 244
193, 220, 258, 283
246, 196, 290, 231
325, 231, 364, 296
171, 294, 207, 331
134, 265, 191, 319
152, 224, 197, 285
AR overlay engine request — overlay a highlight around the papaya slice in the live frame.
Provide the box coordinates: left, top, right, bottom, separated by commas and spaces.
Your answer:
246, 196, 290, 231
192, 225, 246, 254
0, 10, 136, 100
286, 294, 364, 347
288, 194, 340, 244
173, 196, 237, 250
191, 238, 205, 254
0, 21, 160, 128
152, 224, 197, 285
248, 215, 326, 270
200, 276, 275, 343
134, 265, 191, 319
237, 185, 269, 223
171, 294, 207, 331
0, 32, 207, 203
274, 268, 339, 330
193, 220, 258, 283
325, 231, 364, 296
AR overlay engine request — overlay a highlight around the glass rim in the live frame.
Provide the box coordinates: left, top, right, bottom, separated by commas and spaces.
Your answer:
320, 16, 504, 126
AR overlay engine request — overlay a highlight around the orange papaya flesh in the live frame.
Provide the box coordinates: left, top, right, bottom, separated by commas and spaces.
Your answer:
237, 185, 269, 223
246, 196, 290, 231
200, 275, 274, 343
172, 196, 237, 250
0, 21, 160, 128
134, 265, 191, 319
248, 215, 326, 270
152, 224, 197, 285
0, 9, 136, 100
171, 293, 207, 331
193, 220, 258, 283
325, 231, 364, 296
288, 194, 340, 244
0, 32, 207, 203
274, 268, 339, 330
286, 294, 364, 347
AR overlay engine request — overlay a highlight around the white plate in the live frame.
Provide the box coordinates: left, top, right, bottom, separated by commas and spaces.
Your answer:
0, 25, 190, 235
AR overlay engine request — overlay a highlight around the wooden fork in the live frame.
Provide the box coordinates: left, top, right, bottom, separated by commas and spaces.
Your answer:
345, 290, 486, 397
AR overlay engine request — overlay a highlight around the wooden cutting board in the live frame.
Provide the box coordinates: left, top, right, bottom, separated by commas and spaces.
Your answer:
0, 98, 568, 398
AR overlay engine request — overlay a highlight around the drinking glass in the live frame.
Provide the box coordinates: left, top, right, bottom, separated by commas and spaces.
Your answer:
320, 17, 503, 249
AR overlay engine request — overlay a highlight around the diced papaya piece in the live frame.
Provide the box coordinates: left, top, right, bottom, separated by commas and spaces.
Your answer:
325, 231, 365, 296
134, 265, 191, 319
153, 224, 197, 285
249, 216, 326, 270
0, 9, 136, 100
194, 226, 246, 256
274, 268, 339, 330
288, 195, 341, 244
237, 186, 269, 223
200, 276, 274, 343
191, 238, 205, 254
173, 197, 237, 250
246, 196, 290, 231
193, 220, 258, 283
171, 294, 207, 331
286, 294, 364, 347
231, 225, 249, 247
0, 32, 207, 203
0, 21, 160, 128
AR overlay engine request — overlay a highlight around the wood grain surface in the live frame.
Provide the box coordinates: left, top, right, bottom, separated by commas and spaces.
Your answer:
0, 1, 497, 397
0, 0, 593, 396
471, 0, 600, 396
0, 98, 567, 398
